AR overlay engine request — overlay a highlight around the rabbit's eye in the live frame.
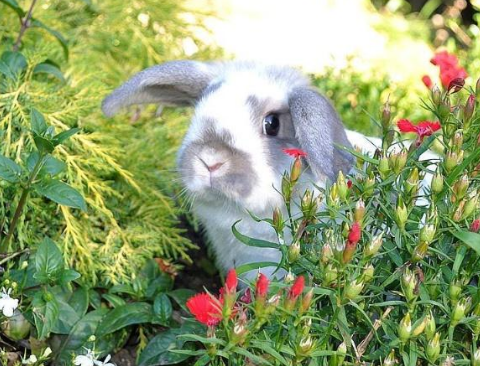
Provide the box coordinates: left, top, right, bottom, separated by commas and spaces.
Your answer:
263, 114, 280, 136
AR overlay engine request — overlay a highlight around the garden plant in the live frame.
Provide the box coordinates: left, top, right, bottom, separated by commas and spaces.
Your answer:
1, 0, 480, 365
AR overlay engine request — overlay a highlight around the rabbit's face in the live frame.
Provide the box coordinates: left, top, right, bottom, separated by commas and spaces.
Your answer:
177, 73, 300, 211
102, 61, 354, 213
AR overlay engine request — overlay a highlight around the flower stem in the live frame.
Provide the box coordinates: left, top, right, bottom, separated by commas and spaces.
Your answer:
13, 0, 38, 52
0, 153, 46, 253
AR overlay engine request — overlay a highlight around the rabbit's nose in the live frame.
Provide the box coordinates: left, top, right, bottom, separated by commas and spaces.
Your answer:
206, 162, 225, 172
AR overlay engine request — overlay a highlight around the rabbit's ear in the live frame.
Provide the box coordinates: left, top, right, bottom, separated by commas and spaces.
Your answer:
289, 88, 354, 181
102, 60, 220, 117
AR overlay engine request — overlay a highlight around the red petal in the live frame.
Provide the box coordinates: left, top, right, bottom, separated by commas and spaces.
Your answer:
397, 119, 417, 133
255, 273, 269, 298
471, 219, 480, 233
348, 222, 362, 244
289, 276, 305, 299
282, 148, 308, 158
186, 293, 223, 326
225, 269, 238, 293
422, 75, 433, 89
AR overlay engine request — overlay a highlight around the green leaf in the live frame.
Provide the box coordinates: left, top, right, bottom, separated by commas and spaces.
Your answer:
167, 289, 195, 312
31, 19, 69, 59
56, 309, 109, 365
452, 231, 480, 256
235, 261, 281, 276
102, 293, 126, 308
33, 134, 55, 154
70, 287, 89, 317
154, 293, 172, 326
138, 328, 194, 366
32, 291, 59, 340
232, 220, 280, 248
96, 302, 154, 337
30, 108, 48, 135
59, 269, 80, 285
0, 0, 24, 18
33, 179, 87, 211
33, 63, 65, 82
232, 347, 273, 366
1, 51, 27, 76
52, 128, 81, 145
27, 152, 66, 176
52, 299, 81, 334
250, 340, 289, 366
34, 238, 64, 284
0, 154, 22, 183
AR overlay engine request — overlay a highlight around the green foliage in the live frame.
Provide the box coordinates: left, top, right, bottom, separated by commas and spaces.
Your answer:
0, 0, 220, 284
173, 79, 480, 365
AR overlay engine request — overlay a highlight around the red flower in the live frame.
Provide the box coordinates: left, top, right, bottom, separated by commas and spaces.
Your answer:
397, 119, 441, 142
447, 77, 465, 94
422, 75, 433, 89
255, 273, 269, 298
288, 276, 305, 300
186, 293, 223, 326
430, 51, 468, 89
471, 219, 480, 233
225, 269, 238, 293
347, 180, 353, 189
283, 148, 307, 158
348, 222, 361, 245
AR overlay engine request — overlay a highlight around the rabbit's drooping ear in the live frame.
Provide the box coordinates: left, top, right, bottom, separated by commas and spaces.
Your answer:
289, 88, 354, 181
102, 60, 220, 117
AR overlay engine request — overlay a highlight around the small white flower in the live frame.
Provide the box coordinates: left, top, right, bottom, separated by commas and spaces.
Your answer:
43, 347, 52, 358
0, 287, 19, 317
22, 354, 37, 364
73, 349, 95, 366
94, 354, 116, 366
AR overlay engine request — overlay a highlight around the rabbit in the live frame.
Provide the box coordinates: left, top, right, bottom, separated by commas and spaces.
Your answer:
102, 60, 434, 282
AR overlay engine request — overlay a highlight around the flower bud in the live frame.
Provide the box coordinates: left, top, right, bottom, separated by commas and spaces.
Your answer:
231, 322, 248, 345
291, 157, 302, 183
88, 335, 96, 342
300, 288, 314, 314
43, 347, 52, 358
382, 100, 391, 131
281, 175, 291, 202
337, 171, 349, 201
301, 190, 317, 218
398, 312, 412, 342
298, 336, 314, 356
452, 200, 465, 222
471, 219, 480, 233
451, 297, 471, 326
344, 278, 364, 300
364, 231, 384, 257
383, 350, 396, 366
449, 279, 462, 305
405, 168, 419, 197
453, 173, 469, 201
364, 175, 375, 197
439, 98, 451, 121
323, 264, 338, 286
331, 342, 347, 366
401, 268, 418, 303
378, 154, 390, 180
452, 130, 463, 151
425, 311, 436, 340
448, 77, 465, 94
362, 264, 375, 283
396, 199, 408, 231
441, 356, 455, 366
426, 332, 441, 362
432, 169, 444, 194
20, 261, 28, 270
411, 240, 429, 263
354, 199, 366, 224
327, 184, 340, 208
445, 151, 458, 173
412, 315, 428, 337
390, 150, 407, 175
288, 242, 301, 263
462, 190, 478, 220
285, 269, 295, 284
420, 224, 436, 244
272, 207, 284, 233
321, 243, 333, 265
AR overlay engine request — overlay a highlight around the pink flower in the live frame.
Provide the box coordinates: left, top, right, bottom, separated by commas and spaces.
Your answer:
430, 51, 468, 89
282, 148, 307, 158
186, 293, 223, 326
